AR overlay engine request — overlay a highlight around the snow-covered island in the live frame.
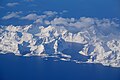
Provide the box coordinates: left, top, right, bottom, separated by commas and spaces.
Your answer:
0, 17, 120, 67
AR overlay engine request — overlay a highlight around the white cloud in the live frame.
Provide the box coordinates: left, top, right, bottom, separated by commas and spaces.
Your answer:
34, 15, 47, 24
50, 17, 69, 26
2, 12, 21, 20
21, 14, 40, 20
21, 13, 48, 24
21, 11, 57, 24
3, 10, 118, 35
6, 2, 19, 7
34, 18, 43, 24
21, 11, 58, 23
46, 16, 119, 34
43, 11, 57, 16
49, 17, 95, 29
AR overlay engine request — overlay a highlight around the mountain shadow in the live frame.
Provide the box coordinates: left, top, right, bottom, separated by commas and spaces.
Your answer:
62, 42, 90, 61
18, 41, 31, 55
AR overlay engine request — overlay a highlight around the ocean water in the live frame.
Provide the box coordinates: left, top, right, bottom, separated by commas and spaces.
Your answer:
0, 54, 120, 80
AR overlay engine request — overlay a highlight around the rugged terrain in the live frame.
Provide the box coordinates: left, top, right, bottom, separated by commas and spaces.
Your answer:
0, 17, 120, 67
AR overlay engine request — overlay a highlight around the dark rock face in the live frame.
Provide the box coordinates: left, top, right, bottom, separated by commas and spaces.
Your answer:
18, 41, 31, 55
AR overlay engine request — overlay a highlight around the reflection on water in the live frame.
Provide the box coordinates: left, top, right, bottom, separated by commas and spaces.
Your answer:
0, 54, 120, 80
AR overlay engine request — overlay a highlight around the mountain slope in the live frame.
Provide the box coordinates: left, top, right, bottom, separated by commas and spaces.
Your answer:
0, 20, 120, 67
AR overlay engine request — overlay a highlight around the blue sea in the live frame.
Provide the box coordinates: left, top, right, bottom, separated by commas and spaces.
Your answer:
0, 54, 120, 80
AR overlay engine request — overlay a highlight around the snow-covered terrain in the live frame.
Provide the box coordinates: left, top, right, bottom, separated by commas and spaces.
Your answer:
0, 17, 120, 67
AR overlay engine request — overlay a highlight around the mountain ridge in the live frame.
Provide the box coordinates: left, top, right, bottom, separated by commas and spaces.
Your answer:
0, 24, 120, 67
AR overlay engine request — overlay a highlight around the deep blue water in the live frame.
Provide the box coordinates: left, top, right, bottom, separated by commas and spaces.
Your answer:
0, 54, 120, 80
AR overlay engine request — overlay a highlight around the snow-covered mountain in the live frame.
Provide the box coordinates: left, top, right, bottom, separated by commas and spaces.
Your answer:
0, 17, 120, 67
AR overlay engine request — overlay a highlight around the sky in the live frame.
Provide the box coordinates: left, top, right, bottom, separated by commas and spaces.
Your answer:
0, 0, 120, 25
